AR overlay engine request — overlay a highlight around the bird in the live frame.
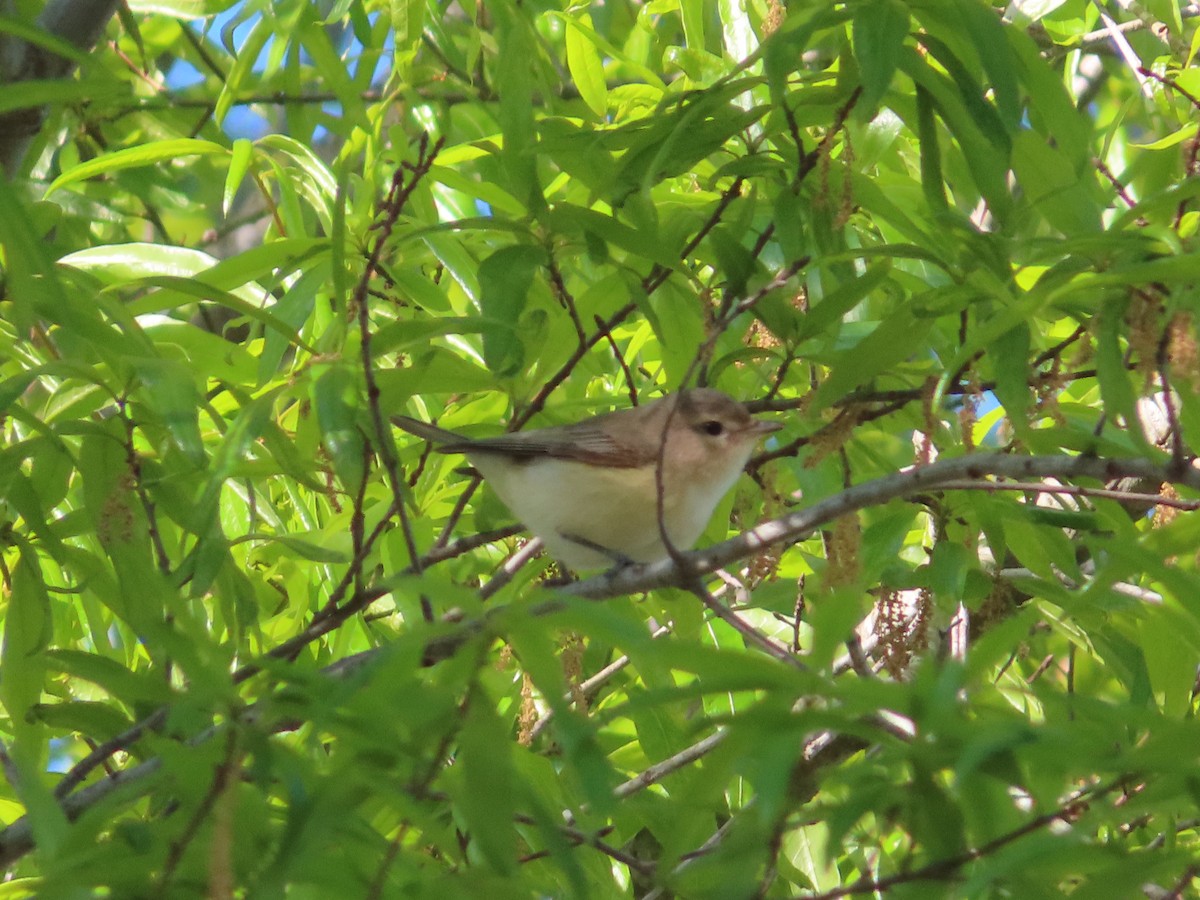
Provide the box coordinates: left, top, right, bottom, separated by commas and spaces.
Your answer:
393, 388, 781, 569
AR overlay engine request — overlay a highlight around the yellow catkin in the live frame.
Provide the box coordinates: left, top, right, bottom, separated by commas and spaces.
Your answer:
804, 408, 860, 469
1153, 483, 1179, 530
826, 513, 861, 590
517, 673, 537, 747
959, 374, 982, 453
1126, 291, 1162, 388
561, 633, 586, 711
1035, 359, 1068, 429
1168, 311, 1199, 393
762, 0, 785, 37
834, 136, 855, 230
99, 471, 138, 545
744, 480, 782, 586
976, 577, 1020, 633
874, 588, 932, 679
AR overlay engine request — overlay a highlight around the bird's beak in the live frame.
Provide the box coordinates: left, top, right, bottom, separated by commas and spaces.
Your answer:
747, 420, 783, 436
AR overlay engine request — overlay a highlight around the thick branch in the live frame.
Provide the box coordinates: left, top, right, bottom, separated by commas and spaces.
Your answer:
0, 0, 119, 175
562, 454, 1199, 600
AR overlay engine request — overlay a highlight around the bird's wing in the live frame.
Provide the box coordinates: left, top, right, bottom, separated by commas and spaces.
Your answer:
449, 421, 654, 468
394, 410, 662, 468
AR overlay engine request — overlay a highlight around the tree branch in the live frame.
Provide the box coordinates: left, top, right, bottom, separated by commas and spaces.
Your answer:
562, 454, 1200, 600
0, 0, 119, 175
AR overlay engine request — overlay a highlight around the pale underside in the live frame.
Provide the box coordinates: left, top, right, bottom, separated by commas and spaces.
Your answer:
467, 446, 755, 570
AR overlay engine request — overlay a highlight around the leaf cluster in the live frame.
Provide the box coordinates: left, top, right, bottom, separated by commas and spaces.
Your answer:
1, 0, 1200, 896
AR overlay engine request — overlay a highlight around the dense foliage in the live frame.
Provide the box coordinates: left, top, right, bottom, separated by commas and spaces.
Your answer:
2, 0, 1200, 895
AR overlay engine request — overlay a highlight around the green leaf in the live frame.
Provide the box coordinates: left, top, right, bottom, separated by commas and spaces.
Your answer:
61, 242, 226, 285
612, 91, 761, 203
296, 19, 367, 131
492, 0, 541, 210
231, 533, 351, 563
224, 138, 254, 216
0, 178, 136, 358
680, 0, 706, 48
853, 0, 909, 113
564, 15, 608, 118
126, 0, 238, 18
795, 260, 894, 342
915, 85, 949, 212
313, 365, 366, 489
0, 550, 69, 852
991, 324, 1031, 435
543, 202, 677, 269
899, 47, 1010, 219
1007, 25, 1092, 164
376, 348, 497, 398
31, 701, 134, 740
952, 0, 1021, 127
257, 136, 339, 219
44, 649, 173, 706
458, 690, 517, 873
812, 307, 934, 409
1, 549, 53, 713
126, 275, 318, 355
391, 0, 426, 53
45, 139, 228, 196
214, 14, 272, 125
1140, 609, 1200, 718
718, 0, 758, 60
0, 16, 91, 64
1011, 130, 1102, 235
373, 316, 489, 356
131, 358, 206, 467
0, 78, 126, 116
1095, 300, 1141, 450
193, 390, 278, 527
478, 244, 546, 377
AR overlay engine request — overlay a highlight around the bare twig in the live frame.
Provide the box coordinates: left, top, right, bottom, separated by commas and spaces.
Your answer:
159, 730, 241, 893
479, 538, 545, 601
528, 623, 671, 741
356, 136, 445, 577
613, 729, 729, 799
799, 778, 1128, 899
688, 579, 802, 668
933, 479, 1198, 510
593, 314, 639, 407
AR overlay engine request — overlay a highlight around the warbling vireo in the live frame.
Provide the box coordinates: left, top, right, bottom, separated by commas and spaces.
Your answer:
393, 389, 781, 569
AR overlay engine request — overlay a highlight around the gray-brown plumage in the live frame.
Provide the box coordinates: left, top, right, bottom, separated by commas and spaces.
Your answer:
394, 389, 781, 568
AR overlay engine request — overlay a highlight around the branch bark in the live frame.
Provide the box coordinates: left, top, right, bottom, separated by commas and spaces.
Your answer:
562, 453, 1198, 600
0, 0, 118, 176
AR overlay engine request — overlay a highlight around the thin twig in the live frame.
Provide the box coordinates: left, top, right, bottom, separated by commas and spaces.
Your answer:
689, 580, 802, 668
356, 136, 445, 576
593, 314, 639, 407
528, 623, 671, 741
799, 778, 1129, 900
479, 538, 545, 601
934, 479, 1198, 510
613, 729, 729, 799
158, 730, 241, 892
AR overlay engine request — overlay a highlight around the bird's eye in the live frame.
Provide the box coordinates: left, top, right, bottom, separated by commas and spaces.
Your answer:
701, 420, 724, 436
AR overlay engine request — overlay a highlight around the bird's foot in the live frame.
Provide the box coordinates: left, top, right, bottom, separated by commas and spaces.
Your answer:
559, 532, 638, 570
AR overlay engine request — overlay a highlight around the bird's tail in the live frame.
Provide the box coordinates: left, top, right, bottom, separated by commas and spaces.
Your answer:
391, 415, 464, 445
